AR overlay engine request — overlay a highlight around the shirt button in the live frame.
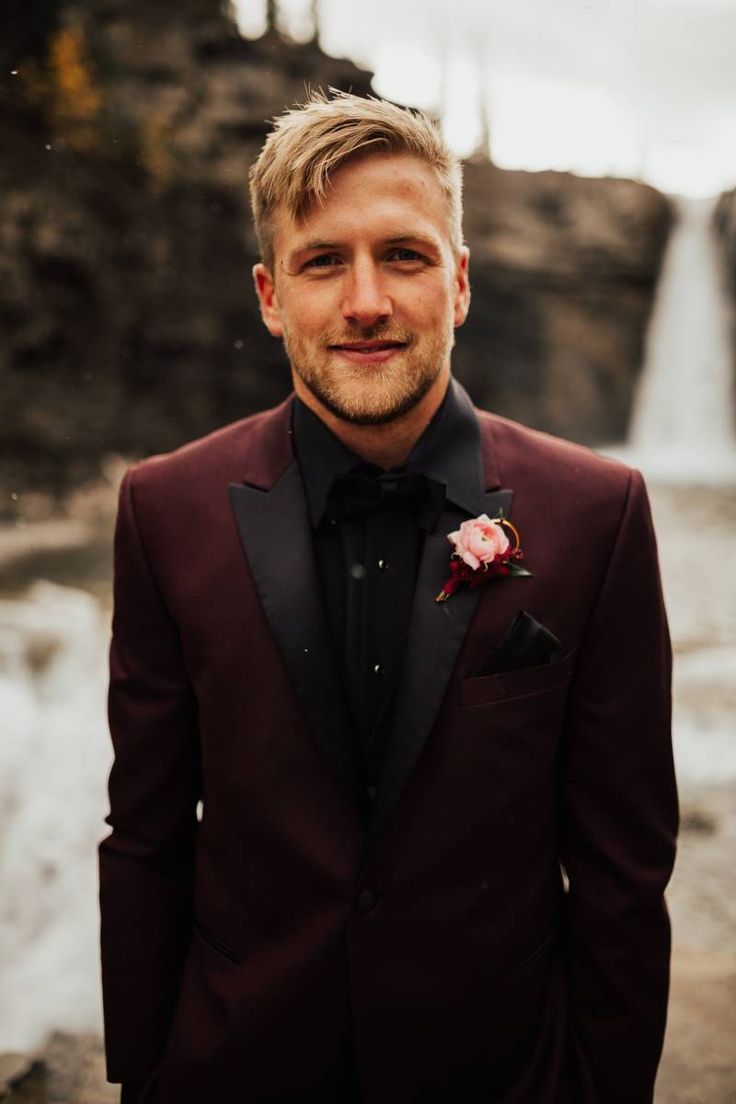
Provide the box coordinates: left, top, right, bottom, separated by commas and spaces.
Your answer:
355, 888, 378, 914
372, 663, 383, 675
377, 559, 389, 572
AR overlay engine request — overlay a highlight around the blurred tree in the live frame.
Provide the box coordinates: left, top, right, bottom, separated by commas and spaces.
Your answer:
5, 6, 103, 153
48, 20, 102, 150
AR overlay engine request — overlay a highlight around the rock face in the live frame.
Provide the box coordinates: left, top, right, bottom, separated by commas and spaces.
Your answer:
460, 161, 671, 445
1, 0, 671, 511
0, 0, 374, 507
0, 1033, 117, 1102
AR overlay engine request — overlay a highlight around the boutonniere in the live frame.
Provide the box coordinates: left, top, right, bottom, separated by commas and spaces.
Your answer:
435, 513, 531, 602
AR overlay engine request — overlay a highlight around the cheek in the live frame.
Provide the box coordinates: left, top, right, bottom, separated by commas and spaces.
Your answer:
396, 274, 452, 317
416, 288, 460, 335
417, 285, 449, 313
279, 294, 331, 340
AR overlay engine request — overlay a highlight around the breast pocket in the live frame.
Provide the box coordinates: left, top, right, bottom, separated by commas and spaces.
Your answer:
458, 652, 573, 707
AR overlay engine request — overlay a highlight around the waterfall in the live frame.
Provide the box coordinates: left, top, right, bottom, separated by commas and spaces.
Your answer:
622, 194, 736, 482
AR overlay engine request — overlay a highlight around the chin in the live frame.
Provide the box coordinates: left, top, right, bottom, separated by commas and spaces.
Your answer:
314, 378, 438, 426
295, 357, 445, 427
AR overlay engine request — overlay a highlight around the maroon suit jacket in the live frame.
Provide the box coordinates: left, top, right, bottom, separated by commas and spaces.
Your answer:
99, 386, 678, 1103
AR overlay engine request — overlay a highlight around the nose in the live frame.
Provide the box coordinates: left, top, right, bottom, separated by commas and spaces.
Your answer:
341, 258, 392, 328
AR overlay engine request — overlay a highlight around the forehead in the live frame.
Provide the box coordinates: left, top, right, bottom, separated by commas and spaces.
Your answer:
271, 152, 452, 259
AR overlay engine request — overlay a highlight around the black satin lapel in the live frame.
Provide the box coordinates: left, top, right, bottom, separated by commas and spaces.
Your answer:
229, 464, 360, 811
367, 488, 513, 846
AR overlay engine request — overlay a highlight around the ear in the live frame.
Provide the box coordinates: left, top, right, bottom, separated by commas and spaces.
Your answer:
253, 263, 284, 338
452, 246, 471, 328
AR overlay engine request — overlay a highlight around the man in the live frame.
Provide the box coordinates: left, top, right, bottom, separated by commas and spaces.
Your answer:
99, 91, 678, 1103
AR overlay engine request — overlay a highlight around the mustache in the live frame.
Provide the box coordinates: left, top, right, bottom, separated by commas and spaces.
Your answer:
324, 324, 413, 346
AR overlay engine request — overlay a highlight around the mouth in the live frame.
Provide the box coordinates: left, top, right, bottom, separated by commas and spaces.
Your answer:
328, 340, 408, 365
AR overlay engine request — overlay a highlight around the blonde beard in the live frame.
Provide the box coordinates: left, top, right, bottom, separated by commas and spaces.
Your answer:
283, 322, 455, 426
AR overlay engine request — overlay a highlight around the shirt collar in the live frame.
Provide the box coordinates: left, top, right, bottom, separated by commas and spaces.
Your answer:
293, 399, 361, 529
404, 377, 485, 517
292, 377, 485, 530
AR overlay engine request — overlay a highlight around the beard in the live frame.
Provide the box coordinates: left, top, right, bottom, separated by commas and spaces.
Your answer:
283, 319, 455, 426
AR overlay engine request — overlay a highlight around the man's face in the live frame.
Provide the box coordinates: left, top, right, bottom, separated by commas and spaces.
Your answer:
253, 152, 470, 425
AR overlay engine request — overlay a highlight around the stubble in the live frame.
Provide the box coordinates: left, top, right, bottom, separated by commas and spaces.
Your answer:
282, 320, 455, 426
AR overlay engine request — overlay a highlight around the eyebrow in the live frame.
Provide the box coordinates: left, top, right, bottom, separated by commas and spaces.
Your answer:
291, 233, 441, 257
384, 235, 439, 247
298, 240, 341, 252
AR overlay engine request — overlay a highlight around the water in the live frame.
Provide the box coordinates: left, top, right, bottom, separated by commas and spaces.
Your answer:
653, 487, 736, 785
614, 193, 736, 782
611, 194, 736, 482
0, 582, 111, 1049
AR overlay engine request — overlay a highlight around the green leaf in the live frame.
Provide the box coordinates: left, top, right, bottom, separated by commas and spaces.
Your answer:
506, 563, 532, 577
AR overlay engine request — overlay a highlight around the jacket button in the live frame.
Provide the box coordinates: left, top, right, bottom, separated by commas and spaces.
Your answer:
355, 888, 378, 914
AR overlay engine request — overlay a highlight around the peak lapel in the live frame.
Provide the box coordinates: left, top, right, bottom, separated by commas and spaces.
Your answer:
367, 408, 513, 845
228, 409, 360, 814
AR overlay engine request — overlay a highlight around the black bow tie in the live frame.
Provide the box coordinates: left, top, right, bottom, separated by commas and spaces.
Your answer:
325, 467, 446, 531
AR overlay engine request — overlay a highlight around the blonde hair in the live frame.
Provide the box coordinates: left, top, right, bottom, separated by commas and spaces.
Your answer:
249, 89, 464, 269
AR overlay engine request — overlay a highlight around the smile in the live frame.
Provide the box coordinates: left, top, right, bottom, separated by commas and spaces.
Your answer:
328, 341, 408, 365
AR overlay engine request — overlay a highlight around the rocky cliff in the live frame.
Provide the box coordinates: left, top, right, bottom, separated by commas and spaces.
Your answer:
459, 160, 670, 444
1, 0, 671, 512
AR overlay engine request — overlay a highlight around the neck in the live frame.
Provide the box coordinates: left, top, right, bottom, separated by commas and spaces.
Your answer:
293, 370, 451, 469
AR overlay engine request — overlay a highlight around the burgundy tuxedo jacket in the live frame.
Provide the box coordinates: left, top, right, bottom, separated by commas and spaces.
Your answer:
99, 385, 678, 1103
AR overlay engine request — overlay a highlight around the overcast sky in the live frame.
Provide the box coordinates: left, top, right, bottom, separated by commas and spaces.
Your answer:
235, 0, 736, 197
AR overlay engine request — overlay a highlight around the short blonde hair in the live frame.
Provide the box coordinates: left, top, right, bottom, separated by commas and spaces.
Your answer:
249, 89, 464, 270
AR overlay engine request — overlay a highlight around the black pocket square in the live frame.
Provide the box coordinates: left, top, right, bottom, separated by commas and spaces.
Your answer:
474, 610, 566, 677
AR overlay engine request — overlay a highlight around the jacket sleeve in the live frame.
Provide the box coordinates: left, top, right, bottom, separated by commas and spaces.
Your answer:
99, 466, 202, 1084
560, 468, 678, 1102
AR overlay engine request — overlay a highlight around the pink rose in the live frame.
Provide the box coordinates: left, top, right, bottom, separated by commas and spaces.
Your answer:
447, 514, 510, 571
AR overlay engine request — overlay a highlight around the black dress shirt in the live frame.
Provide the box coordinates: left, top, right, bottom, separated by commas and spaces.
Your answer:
293, 378, 486, 802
